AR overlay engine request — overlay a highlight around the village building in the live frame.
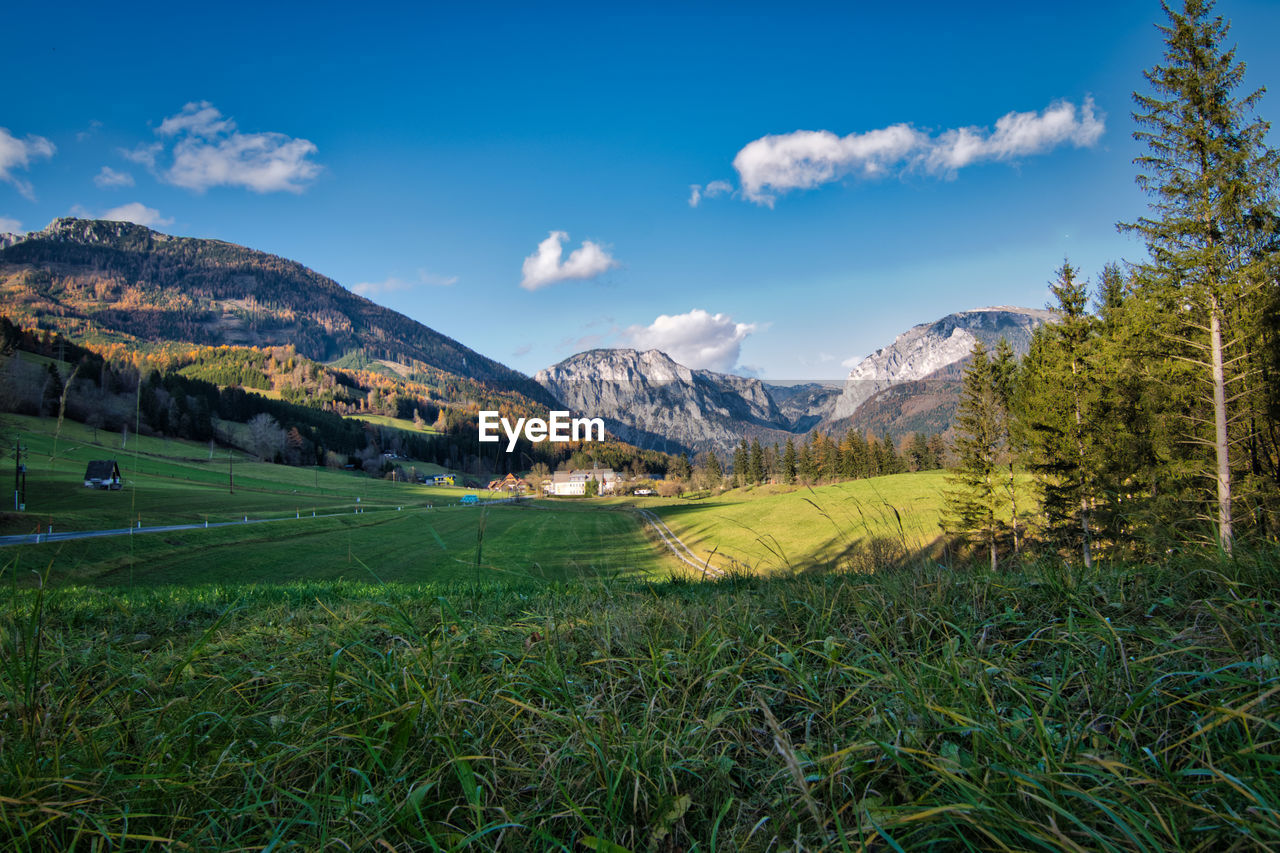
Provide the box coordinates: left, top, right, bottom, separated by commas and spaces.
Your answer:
486, 473, 530, 493
83, 460, 122, 490
545, 468, 619, 496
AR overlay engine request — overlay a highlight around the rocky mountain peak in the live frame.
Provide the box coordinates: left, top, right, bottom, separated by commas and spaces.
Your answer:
830, 305, 1055, 420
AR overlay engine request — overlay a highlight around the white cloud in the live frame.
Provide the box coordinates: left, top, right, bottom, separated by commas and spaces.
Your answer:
520, 230, 619, 291
624, 308, 757, 373
0, 127, 56, 201
139, 101, 321, 194
731, 97, 1104, 205
0, 216, 22, 233
925, 97, 1104, 173
94, 166, 135, 188
100, 202, 173, 228
351, 269, 458, 296
688, 179, 733, 207
158, 102, 235, 138
121, 142, 162, 169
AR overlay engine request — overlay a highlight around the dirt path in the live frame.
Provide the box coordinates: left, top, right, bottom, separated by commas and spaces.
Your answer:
632, 507, 724, 578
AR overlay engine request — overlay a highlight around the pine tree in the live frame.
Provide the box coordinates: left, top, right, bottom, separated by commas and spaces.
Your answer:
991, 337, 1023, 556
1018, 261, 1099, 566
944, 341, 1007, 571
906, 432, 930, 472
782, 437, 797, 485
882, 435, 900, 475
749, 439, 764, 484
1121, 0, 1280, 553
733, 440, 748, 488
706, 449, 723, 486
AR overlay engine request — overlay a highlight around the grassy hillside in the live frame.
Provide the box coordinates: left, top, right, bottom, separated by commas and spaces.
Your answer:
644, 471, 953, 573
2, 414, 670, 586
3, 555, 1276, 849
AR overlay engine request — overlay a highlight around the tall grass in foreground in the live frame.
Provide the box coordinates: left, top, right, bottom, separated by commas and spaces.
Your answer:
1, 551, 1278, 850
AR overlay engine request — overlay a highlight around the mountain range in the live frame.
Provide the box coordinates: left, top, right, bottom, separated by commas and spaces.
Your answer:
1, 218, 1055, 456
534, 306, 1053, 455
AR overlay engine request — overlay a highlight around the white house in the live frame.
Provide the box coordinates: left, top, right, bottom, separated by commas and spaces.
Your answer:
545, 468, 619, 496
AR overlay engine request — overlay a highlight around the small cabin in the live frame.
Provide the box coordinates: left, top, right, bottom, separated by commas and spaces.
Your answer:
84, 460, 122, 490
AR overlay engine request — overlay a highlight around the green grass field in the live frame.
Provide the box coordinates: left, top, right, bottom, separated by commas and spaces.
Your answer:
3, 414, 469, 534
641, 471, 952, 573
343, 411, 443, 435
2, 415, 671, 587
3, 554, 1276, 850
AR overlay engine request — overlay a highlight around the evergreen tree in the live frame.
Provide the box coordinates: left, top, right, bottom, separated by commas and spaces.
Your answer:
706, 449, 723, 486
1018, 261, 1099, 566
733, 440, 748, 488
944, 341, 1008, 571
782, 437, 797, 485
906, 432, 930, 472
991, 337, 1026, 556
748, 438, 765, 484
798, 441, 815, 484
1121, 0, 1280, 553
882, 435, 900, 475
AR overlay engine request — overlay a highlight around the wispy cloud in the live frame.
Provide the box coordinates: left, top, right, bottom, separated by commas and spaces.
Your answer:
0, 127, 56, 201
731, 97, 1104, 205
94, 166, 134, 189
520, 230, 619, 291
688, 179, 733, 207
132, 101, 321, 194
76, 120, 104, 143
351, 269, 458, 297
0, 216, 22, 233
624, 308, 757, 373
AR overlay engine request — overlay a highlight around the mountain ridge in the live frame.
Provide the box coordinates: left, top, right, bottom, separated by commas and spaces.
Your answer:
0, 218, 546, 401
536, 306, 1056, 454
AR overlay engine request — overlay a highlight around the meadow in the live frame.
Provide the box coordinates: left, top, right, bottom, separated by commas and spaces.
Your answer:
3, 553, 1277, 850
2, 415, 666, 587
638, 472, 952, 573
3, 416, 1278, 850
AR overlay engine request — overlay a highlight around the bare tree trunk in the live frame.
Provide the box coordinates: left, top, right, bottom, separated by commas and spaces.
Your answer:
1209, 294, 1233, 555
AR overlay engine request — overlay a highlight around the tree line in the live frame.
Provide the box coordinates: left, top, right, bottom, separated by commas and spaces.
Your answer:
945, 0, 1279, 567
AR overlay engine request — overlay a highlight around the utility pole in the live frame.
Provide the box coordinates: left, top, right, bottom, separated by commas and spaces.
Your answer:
12, 437, 27, 511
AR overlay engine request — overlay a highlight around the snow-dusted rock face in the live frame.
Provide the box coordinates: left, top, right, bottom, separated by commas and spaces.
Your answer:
830, 306, 1056, 421
535, 348, 787, 454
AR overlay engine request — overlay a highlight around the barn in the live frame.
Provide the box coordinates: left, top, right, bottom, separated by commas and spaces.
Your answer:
83, 460, 122, 490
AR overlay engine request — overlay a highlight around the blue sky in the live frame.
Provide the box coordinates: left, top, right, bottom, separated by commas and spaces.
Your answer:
3, 1, 1279, 379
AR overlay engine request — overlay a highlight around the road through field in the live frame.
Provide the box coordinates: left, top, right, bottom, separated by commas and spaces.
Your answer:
0, 508, 398, 547
632, 507, 724, 578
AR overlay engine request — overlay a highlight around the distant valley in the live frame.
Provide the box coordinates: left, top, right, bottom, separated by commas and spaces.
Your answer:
2, 218, 1055, 460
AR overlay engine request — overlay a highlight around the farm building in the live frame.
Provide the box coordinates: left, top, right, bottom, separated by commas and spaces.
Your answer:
545, 468, 619, 496
83, 460, 122, 490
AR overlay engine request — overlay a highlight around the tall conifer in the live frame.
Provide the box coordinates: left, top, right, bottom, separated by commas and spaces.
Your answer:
944, 341, 1008, 571
1121, 0, 1280, 553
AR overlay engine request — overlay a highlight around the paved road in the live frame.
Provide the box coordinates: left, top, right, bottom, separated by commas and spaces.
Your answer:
0, 508, 385, 547
0, 495, 532, 548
